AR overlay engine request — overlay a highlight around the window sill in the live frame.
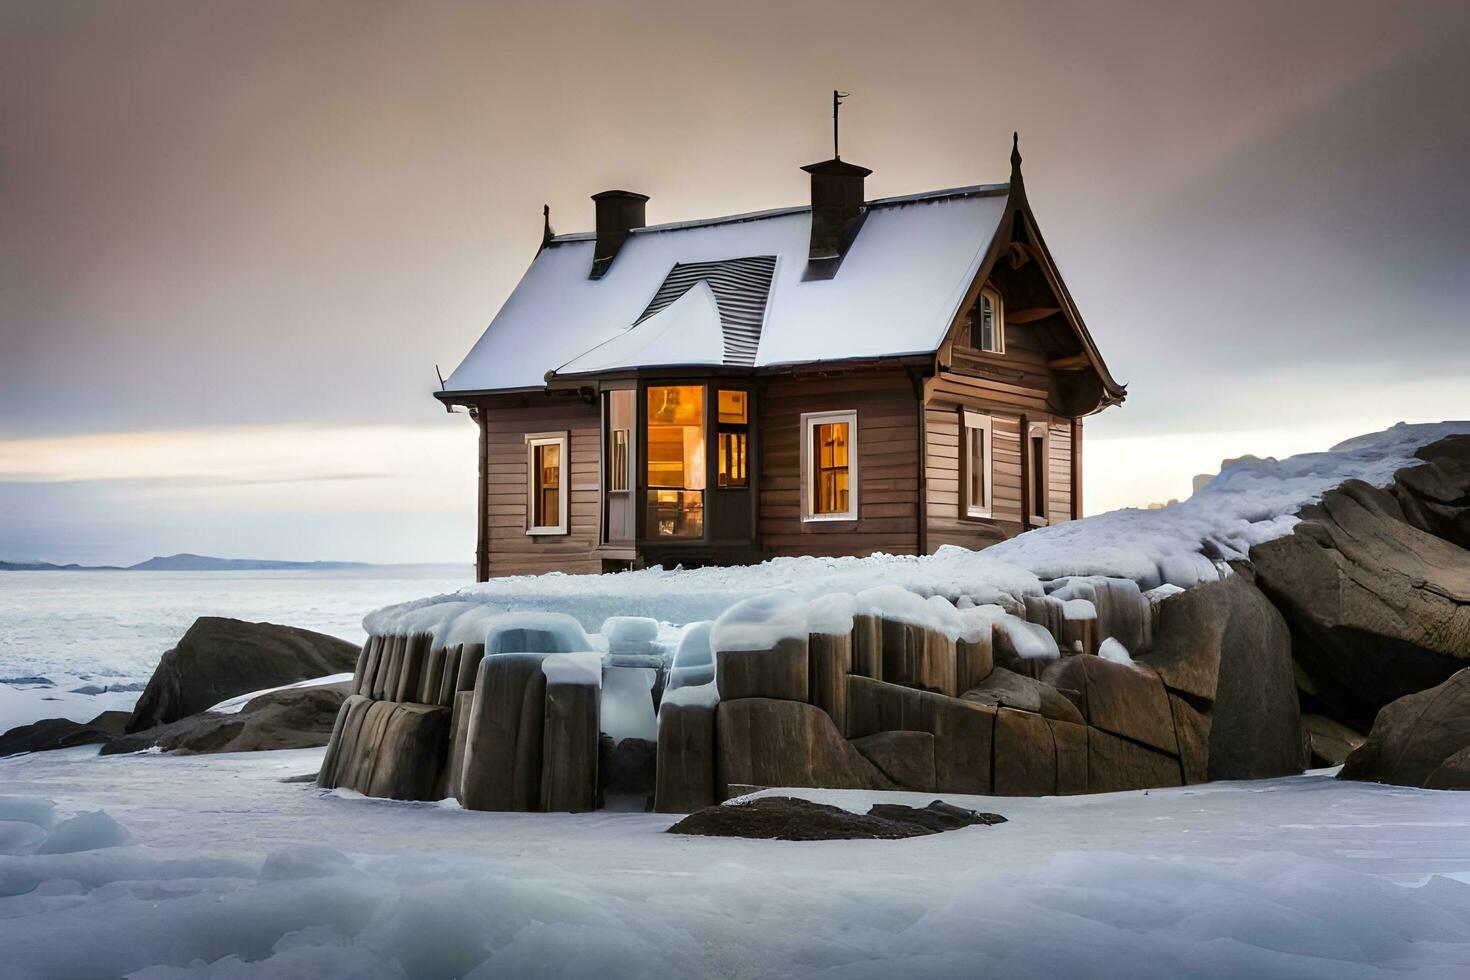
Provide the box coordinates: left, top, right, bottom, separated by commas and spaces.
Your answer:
526, 527, 569, 537
801, 513, 859, 524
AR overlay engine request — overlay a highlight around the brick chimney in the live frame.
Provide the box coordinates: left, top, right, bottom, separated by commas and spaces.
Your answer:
589, 190, 649, 279
800, 158, 871, 261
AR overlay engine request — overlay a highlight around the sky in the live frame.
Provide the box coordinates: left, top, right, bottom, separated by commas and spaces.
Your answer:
2, 0, 1467, 564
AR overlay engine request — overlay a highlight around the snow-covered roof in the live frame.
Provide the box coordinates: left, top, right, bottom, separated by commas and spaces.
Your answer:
441, 185, 1011, 395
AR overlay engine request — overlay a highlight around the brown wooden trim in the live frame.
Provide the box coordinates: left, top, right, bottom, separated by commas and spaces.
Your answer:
1071, 417, 1084, 520
908, 367, 928, 556
475, 407, 489, 582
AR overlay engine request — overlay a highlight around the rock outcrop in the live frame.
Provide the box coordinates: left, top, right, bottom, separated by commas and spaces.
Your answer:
667, 796, 1005, 841
0, 711, 129, 757
104, 681, 350, 755
126, 617, 359, 733
1339, 668, 1470, 789
1253, 475, 1470, 732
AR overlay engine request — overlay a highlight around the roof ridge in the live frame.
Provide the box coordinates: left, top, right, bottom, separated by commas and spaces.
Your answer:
545, 181, 1010, 244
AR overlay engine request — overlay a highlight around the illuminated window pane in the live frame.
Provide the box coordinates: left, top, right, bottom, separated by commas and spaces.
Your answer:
717, 389, 749, 488
531, 441, 562, 529
646, 385, 705, 537
813, 421, 850, 515
717, 389, 748, 424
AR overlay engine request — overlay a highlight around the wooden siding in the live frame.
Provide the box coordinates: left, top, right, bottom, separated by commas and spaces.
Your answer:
922, 398, 1026, 553
758, 371, 921, 559
1047, 420, 1073, 526
481, 398, 602, 577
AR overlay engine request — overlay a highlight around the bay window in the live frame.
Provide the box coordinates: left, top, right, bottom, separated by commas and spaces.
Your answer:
801, 410, 857, 521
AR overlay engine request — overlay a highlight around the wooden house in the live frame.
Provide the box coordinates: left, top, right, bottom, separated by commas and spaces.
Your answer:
436, 137, 1125, 580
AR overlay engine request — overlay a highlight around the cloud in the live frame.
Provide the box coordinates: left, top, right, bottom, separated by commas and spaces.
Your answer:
0, 423, 473, 488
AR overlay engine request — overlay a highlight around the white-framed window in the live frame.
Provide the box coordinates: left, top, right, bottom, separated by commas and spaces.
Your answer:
970, 285, 1005, 353
962, 410, 993, 518
801, 410, 858, 521
1026, 419, 1049, 527
525, 431, 568, 535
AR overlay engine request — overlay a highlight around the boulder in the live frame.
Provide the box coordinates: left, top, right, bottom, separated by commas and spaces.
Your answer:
317, 695, 450, 800
1426, 745, 1470, 790
716, 637, 808, 702
850, 730, 937, 791
846, 676, 995, 794
880, 619, 956, 696
1393, 435, 1470, 549
654, 699, 717, 814
1168, 693, 1211, 784
126, 617, 359, 733
461, 653, 549, 811
992, 707, 1056, 796
850, 614, 883, 680
961, 666, 1084, 725
667, 796, 1004, 841
1252, 474, 1470, 731
716, 698, 890, 795
1339, 668, 1470, 789
365, 703, 451, 800
107, 681, 350, 755
808, 632, 852, 735
955, 633, 994, 692
1301, 713, 1365, 768
1042, 655, 1179, 756
1050, 719, 1088, 795
541, 680, 600, 812
1087, 727, 1182, 793
0, 711, 129, 757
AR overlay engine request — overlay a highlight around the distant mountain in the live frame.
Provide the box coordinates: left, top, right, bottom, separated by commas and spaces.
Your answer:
129, 554, 373, 571
0, 560, 123, 571
1, 553, 371, 572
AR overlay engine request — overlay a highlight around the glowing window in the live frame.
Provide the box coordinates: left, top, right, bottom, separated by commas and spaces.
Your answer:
646, 385, 705, 537
801, 410, 857, 521
717, 389, 749, 488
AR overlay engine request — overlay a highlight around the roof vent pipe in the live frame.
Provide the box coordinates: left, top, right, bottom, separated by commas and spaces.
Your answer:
589, 190, 648, 279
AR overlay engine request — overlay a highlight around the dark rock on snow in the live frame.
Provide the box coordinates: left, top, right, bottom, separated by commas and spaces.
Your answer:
103, 681, 350, 755
126, 617, 359, 733
0, 710, 129, 757
667, 795, 1005, 841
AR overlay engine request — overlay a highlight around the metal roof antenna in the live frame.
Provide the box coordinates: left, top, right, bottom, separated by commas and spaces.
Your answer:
833, 89, 850, 160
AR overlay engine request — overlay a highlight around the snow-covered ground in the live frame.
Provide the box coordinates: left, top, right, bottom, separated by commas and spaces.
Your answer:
0, 747, 1467, 977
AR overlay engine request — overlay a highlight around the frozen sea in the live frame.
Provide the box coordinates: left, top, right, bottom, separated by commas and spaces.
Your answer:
0, 565, 471, 731
0, 747, 1468, 978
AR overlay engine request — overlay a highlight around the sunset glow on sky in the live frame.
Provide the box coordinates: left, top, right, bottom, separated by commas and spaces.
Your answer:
4, 1, 1466, 564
